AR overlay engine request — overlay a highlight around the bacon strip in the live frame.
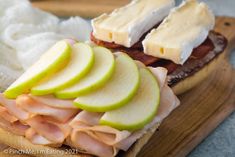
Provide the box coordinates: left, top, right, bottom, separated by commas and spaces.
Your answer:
91, 32, 215, 73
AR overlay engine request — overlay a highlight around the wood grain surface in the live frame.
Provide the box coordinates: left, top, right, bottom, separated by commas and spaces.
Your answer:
31, 0, 130, 18
0, 16, 234, 157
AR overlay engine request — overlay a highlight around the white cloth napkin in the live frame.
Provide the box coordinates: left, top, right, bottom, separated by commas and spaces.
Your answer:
0, 0, 91, 91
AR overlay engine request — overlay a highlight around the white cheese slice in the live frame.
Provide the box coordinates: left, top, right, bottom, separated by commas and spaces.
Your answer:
143, 0, 215, 64
91, 0, 175, 47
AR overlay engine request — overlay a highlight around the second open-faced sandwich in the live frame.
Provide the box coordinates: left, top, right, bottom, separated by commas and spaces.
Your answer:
91, 0, 227, 95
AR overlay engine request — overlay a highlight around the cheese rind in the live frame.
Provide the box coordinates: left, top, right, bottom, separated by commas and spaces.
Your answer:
143, 0, 215, 64
92, 0, 175, 47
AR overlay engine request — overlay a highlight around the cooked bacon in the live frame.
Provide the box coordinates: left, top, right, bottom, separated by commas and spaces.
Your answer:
191, 37, 214, 59
91, 31, 216, 73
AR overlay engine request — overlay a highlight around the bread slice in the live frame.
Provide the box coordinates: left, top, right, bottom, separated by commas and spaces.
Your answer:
172, 47, 225, 95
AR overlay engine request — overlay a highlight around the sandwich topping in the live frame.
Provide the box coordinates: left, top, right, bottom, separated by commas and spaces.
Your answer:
92, 0, 175, 47
143, 0, 215, 64
0, 40, 179, 157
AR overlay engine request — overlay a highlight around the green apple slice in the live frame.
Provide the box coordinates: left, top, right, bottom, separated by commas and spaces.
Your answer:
73, 53, 140, 112
31, 43, 94, 95
100, 68, 160, 131
55, 47, 115, 99
4, 41, 71, 99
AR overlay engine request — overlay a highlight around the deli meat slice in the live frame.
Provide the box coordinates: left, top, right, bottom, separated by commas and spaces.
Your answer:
69, 111, 130, 157
0, 106, 29, 136
70, 111, 103, 126
0, 93, 30, 120
0, 106, 18, 123
16, 94, 79, 123
26, 116, 71, 144
29, 95, 77, 109
70, 131, 117, 157
25, 128, 61, 147
0, 93, 78, 145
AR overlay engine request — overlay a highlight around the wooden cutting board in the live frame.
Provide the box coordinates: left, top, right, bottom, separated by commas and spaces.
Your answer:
0, 14, 234, 157
31, 0, 130, 18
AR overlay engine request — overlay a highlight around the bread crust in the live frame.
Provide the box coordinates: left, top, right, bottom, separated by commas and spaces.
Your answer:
172, 49, 225, 95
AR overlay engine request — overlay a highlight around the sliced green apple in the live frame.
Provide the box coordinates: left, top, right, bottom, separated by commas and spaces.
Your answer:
4, 41, 71, 99
55, 47, 115, 99
73, 53, 140, 112
31, 43, 94, 95
100, 68, 160, 131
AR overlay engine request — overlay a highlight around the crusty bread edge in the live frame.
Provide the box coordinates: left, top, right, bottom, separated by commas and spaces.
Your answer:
172, 52, 225, 95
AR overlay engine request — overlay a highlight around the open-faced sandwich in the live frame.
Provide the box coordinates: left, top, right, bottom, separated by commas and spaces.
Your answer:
0, 40, 179, 157
91, 0, 227, 95
0, 0, 228, 157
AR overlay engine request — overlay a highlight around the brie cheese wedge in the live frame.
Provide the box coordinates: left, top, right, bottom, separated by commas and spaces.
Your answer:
92, 0, 175, 48
143, 0, 215, 64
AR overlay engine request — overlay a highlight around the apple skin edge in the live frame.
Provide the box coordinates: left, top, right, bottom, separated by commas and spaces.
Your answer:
54, 47, 116, 99
73, 81, 140, 113
30, 43, 95, 96
99, 68, 161, 131
3, 41, 72, 99
73, 53, 140, 112
54, 65, 114, 98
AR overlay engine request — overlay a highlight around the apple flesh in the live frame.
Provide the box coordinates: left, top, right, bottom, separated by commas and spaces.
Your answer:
100, 68, 160, 131
31, 43, 94, 96
55, 47, 115, 99
4, 41, 71, 99
73, 53, 140, 112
